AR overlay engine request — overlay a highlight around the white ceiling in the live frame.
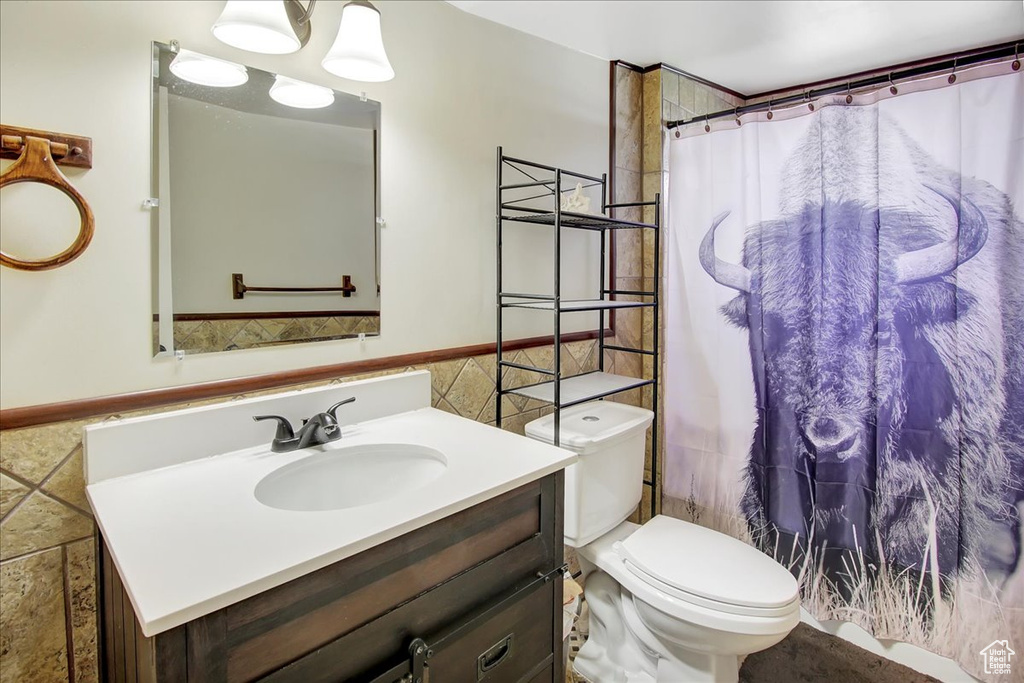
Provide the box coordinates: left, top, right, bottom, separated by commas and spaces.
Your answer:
446, 1, 1024, 95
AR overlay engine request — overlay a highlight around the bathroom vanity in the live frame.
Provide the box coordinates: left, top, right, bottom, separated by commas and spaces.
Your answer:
85, 372, 574, 682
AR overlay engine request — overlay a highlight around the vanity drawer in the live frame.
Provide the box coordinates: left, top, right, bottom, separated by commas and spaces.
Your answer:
427, 576, 556, 683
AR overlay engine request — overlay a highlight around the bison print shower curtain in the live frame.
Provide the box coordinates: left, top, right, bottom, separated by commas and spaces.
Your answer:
665, 67, 1022, 678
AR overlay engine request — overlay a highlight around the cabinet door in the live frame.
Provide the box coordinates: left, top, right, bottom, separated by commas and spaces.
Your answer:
426, 577, 556, 683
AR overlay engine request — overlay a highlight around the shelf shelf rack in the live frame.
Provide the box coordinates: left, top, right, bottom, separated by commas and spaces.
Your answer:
495, 148, 661, 519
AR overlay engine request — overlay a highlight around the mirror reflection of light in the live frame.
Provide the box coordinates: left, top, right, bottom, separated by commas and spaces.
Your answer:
212, 0, 301, 55
169, 49, 248, 87
269, 75, 336, 109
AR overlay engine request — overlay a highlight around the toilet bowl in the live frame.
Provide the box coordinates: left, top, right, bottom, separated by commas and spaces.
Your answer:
525, 403, 800, 683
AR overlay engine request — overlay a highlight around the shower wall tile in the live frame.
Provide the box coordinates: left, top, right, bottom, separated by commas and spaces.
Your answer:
613, 168, 642, 224
662, 70, 679, 105
641, 70, 662, 173
679, 76, 697, 115
614, 65, 643, 173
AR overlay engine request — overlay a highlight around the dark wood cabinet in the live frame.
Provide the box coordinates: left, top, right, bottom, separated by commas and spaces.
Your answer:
99, 472, 564, 683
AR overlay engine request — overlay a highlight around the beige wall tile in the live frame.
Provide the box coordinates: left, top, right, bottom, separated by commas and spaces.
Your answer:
40, 448, 89, 515
66, 539, 98, 683
428, 359, 466, 396
0, 421, 89, 485
0, 492, 93, 560
477, 392, 497, 426
614, 66, 642, 173
0, 473, 30, 519
678, 76, 697, 114
0, 547, 68, 683
662, 71, 679, 105
641, 70, 662, 174
641, 172, 662, 225
445, 359, 494, 420
612, 168, 641, 224
472, 354, 497, 382
434, 396, 459, 416
501, 408, 545, 437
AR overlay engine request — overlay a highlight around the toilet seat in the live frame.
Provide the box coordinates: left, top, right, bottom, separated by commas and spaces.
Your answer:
615, 515, 799, 614
580, 519, 800, 638
621, 559, 798, 618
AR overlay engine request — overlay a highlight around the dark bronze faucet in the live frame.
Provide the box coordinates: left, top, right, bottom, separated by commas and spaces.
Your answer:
253, 397, 356, 453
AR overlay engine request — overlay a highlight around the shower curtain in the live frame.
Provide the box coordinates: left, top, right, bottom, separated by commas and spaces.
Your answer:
665, 66, 1022, 679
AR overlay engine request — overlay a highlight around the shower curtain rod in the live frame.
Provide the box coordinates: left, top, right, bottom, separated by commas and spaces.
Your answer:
666, 40, 1021, 130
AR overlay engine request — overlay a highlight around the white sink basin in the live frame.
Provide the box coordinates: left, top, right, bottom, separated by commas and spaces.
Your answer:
254, 443, 448, 512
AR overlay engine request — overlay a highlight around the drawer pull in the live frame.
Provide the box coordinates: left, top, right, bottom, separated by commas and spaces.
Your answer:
477, 633, 514, 679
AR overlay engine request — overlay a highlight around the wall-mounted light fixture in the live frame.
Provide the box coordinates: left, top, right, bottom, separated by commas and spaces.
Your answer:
211, 0, 394, 82
269, 75, 336, 109
211, 0, 314, 55
321, 1, 394, 82
169, 48, 249, 87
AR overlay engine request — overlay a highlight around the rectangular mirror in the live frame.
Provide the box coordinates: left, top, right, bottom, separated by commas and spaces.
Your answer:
150, 42, 381, 357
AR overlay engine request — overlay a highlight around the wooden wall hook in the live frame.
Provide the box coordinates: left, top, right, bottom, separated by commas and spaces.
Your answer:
0, 134, 95, 271
0, 124, 92, 168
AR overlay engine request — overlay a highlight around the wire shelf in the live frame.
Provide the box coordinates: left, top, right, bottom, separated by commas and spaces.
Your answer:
507, 371, 654, 408
501, 210, 656, 231
502, 299, 654, 312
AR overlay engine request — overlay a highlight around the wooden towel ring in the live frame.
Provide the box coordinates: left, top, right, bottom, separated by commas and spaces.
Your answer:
0, 135, 94, 271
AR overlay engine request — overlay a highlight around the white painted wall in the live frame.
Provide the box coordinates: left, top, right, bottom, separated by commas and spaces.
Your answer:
0, 0, 608, 408
166, 95, 377, 313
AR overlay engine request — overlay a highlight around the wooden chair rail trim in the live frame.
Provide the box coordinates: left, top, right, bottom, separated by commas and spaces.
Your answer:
0, 328, 612, 430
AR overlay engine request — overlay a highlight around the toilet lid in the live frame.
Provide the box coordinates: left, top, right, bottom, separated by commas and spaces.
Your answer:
618, 516, 798, 612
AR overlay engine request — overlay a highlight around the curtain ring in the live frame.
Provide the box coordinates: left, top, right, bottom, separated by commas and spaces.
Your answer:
735, 107, 741, 126
1013, 43, 1020, 72
845, 82, 853, 104
888, 73, 898, 95
948, 57, 957, 84
674, 126, 681, 139
766, 99, 773, 120
704, 115, 710, 133
805, 91, 814, 112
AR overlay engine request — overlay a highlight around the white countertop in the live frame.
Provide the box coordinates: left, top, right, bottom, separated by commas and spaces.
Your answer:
87, 406, 575, 636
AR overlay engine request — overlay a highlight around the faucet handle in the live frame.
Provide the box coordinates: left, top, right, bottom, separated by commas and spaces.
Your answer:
326, 397, 356, 422
253, 415, 295, 440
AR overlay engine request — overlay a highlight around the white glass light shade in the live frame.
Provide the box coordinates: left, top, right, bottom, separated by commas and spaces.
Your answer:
169, 49, 248, 87
212, 0, 301, 54
269, 75, 335, 109
321, 1, 395, 82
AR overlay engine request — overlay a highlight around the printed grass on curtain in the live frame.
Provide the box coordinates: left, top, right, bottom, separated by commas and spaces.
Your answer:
665, 67, 1022, 679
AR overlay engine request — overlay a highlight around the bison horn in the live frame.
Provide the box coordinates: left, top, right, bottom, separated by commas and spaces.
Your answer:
699, 211, 752, 293
895, 183, 988, 284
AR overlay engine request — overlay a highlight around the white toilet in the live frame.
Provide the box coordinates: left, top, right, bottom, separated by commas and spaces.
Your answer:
526, 402, 800, 683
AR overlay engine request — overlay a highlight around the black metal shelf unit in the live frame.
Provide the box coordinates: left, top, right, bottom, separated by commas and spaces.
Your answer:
495, 148, 661, 518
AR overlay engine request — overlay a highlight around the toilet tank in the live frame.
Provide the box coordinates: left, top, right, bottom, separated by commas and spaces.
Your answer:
525, 401, 653, 548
